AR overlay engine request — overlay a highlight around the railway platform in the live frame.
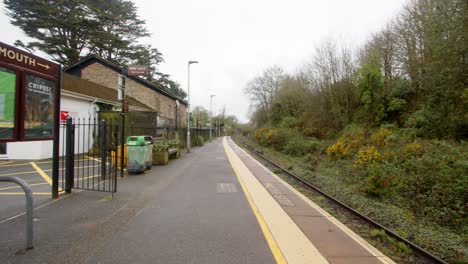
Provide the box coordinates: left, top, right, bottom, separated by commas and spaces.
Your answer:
0, 137, 394, 264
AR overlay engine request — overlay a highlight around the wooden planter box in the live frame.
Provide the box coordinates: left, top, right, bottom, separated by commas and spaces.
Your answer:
152, 151, 169, 165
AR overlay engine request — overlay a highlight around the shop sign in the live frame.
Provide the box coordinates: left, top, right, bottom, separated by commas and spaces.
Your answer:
127, 65, 149, 76
0, 42, 58, 76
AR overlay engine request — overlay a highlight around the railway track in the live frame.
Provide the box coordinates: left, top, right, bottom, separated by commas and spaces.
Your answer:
236, 138, 447, 264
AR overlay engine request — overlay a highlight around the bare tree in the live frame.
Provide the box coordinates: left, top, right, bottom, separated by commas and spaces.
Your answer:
244, 65, 287, 125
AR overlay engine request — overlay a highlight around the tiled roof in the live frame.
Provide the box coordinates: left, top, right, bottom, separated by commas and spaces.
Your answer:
62, 73, 153, 111
64, 55, 187, 105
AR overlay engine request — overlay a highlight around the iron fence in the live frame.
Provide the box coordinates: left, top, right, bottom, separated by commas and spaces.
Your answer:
59, 118, 118, 193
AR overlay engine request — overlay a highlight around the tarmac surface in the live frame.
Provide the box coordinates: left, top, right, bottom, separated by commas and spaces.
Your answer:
0, 138, 275, 264
0, 137, 394, 264
0, 160, 57, 220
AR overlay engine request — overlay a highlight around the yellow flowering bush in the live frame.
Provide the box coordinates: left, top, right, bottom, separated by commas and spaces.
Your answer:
354, 146, 381, 166
254, 128, 285, 149
370, 127, 393, 147
327, 135, 364, 158
403, 142, 424, 157
254, 128, 268, 143
266, 129, 279, 146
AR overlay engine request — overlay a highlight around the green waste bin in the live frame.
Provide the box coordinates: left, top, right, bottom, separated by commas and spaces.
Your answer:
143, 136, 153, 170
126, 136, 147, 173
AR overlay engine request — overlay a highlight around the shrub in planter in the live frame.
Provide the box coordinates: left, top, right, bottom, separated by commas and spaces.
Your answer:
167, 139, 179, 149
152, 141, 169, 165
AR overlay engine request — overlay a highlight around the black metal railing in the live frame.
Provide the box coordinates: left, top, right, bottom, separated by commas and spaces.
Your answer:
60, 118, 118, 193
177, 127, 217, 148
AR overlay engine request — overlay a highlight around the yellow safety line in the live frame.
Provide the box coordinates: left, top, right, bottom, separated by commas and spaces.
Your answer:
0, 161, 13, 167
223, 139, 287, 264
0, 160, 51, 168
71, 174, 100, 181
0, 165, 100, 178
30, 162, 52, 185
0, 192, 51, 195
30, 162, 64, 193
0, 182, 49, 191
1, 173, 100, 188
85, 155, 101, 163
42, 165, 101, 172
85, 155, 112, 166
0, 170, 38, 177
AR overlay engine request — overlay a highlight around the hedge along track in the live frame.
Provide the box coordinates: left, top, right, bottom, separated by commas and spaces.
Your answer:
236, 138, 447, 264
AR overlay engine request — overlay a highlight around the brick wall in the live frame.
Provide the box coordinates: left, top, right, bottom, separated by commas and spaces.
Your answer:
81, 62, 119, 90
81, 62, 187, 126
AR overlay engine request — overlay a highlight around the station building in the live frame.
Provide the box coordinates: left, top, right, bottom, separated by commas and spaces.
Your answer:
1, 55, 187, 160
64, 55, 187, 128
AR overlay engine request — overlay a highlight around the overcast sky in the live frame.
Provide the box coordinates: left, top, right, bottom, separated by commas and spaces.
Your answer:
1, 0, 408, 123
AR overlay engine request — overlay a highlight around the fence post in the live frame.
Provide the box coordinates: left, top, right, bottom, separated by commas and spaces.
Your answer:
65, 118, 74, 193
114, 123, 119, 192
120, 113, 125, 178
100, 119, 107, 179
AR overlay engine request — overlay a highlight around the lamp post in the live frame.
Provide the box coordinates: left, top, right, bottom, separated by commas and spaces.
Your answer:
175, 99, 179, 133
209, 94, 215, 142
187, 60, 198, 153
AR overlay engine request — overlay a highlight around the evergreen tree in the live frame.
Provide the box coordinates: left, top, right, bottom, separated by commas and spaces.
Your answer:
4, 0, 97, 65
4, 0, 159, 68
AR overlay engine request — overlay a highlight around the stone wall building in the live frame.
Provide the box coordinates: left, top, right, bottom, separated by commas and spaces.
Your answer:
64, 55, 187, 128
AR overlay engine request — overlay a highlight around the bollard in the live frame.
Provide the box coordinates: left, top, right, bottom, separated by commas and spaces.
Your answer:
0, 176, 34, 249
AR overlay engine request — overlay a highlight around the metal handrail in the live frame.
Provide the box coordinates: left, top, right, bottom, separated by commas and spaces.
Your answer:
0, 176, 34, 249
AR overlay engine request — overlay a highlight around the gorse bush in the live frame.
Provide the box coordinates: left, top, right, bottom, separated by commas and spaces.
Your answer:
326, 127, 365, 158
255, 128, 267, 143
254, 128, 286, 149
324, 126, 468, 228
402, 142, 424, 158
370, 127, 393, 147
254, 123, 467, 230
354, 146, 381, 167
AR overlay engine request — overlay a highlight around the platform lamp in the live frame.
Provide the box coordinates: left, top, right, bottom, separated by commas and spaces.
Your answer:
187, 60, 198, 153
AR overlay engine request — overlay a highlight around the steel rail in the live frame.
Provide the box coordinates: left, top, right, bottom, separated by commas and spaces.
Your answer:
237, 139, 447, 264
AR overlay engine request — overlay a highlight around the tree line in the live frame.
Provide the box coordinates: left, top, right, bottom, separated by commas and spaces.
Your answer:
4, 0, 187, 99
190, 105, 239, 134
246, 0, 467, 139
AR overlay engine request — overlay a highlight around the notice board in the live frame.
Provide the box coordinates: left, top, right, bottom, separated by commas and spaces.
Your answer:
0, 41, 60, 142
